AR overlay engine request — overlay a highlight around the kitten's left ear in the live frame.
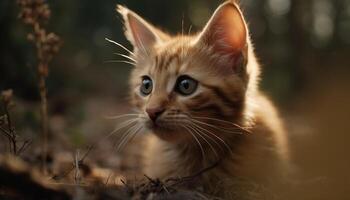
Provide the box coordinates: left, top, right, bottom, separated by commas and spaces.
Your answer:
196, 2, 248, 71
117, 5, 168, 54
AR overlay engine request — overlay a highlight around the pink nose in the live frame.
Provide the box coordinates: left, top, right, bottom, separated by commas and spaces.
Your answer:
146, 107, 165, 122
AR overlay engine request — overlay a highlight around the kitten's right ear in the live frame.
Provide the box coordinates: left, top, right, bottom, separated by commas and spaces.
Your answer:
117, 5, 167, 54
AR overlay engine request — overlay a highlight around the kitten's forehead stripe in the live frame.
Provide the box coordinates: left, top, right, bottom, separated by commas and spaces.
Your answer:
154, 55, 159, 70
155, 47, 182, 72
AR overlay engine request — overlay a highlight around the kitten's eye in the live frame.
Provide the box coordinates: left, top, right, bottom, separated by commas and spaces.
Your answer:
140, 76, 153, 96
176, 75, 198, 96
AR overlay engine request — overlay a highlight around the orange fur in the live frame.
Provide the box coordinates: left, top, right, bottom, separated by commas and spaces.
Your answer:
116, 1, 290, 199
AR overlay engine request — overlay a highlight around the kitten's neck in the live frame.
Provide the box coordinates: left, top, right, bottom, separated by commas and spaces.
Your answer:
162, 130, 241, 175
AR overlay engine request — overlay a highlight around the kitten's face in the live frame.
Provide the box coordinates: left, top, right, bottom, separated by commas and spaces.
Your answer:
118, 2, 251, 142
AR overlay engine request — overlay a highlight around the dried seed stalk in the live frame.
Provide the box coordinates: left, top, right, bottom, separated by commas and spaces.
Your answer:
17, 0, 62, 174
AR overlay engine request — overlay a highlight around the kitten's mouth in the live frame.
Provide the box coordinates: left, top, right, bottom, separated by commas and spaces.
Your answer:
145, 120, 177, 133
146, 120, 168, 130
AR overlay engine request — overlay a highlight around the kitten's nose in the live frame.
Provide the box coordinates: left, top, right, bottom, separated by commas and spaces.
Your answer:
146, 107, 165, 122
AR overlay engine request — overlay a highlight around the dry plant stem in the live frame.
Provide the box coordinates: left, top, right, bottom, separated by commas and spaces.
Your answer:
0, 91, 17, 155
32, 24, 50, 174
4, 103, 16, 155
38, 67, 49, 174
17, 0, 62, 173
1, 90, 32, 156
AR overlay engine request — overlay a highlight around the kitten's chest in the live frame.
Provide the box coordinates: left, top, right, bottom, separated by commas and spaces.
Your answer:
142, 133, 236, 179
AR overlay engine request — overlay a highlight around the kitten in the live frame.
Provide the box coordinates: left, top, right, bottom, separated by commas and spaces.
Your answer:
116, 1, 290, 199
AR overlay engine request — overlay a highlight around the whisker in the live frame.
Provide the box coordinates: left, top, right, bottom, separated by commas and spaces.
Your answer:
164, 116, 244, 135
186, 123, 219, 158
163, 116, 236, 154
104, 60, 136, 66
188, 25, 193, 35
191, 116, 252, 133
105, 38, 135, 57
189, 120, 234, 156
113, 53, 137, 63
104, 113, 143, 120
115, 123, 140, 152
186, 121, 225, 152
118, 125, 143, 152
164, 116, 238, 134
190, 118, 244, 135
181, 125, 205, 160
103, 118, 139, 141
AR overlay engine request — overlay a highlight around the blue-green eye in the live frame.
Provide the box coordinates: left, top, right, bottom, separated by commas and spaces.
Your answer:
176, 75, 198, 95
140, 76, 153, 95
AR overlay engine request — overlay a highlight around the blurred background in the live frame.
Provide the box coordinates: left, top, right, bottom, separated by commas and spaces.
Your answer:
0, 0, 350, 199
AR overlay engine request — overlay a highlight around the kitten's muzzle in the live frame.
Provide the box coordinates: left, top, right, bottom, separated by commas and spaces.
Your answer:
146, 107, 165, 123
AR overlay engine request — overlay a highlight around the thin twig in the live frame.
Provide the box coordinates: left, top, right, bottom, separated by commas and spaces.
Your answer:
17, 139, 33, 155
105, 172, 114, 185
0, 90, 18, 155
165, 160, 221, 188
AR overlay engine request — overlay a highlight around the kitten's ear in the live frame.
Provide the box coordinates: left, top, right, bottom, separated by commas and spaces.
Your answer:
117, 5, 167, 53
196, 2, 248, 71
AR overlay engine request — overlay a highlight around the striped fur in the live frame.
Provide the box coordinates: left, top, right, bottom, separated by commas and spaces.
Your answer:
117, 1, 290, 199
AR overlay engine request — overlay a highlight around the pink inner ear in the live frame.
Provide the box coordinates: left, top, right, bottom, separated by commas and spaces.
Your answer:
204, 4, 247, 55
128, 13, 157, 49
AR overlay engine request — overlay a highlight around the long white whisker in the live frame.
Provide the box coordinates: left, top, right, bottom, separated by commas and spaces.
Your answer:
104, 60, 136, 66
188, 25, 193, 35
104, 113, 143, 120
105, 38, 135, 57
186, 121, 224, 153
115, 123, 140, 152
165, 116, 242, 134
186, 123, 218, 158
192, 116, 252, 133
191, 118, 243, 135
113, 53, 137, 63
103, 118, 139, 141
182, 125, 205, 160
189, 120, 234, 156
118, 126, 143, 152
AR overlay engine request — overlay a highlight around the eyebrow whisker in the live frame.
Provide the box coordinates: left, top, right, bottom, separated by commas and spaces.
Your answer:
105, 38, 135, 57
114, 53, 137, 63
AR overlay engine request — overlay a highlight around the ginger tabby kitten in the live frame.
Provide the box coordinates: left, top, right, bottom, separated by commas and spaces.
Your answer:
116, 1, 290, 199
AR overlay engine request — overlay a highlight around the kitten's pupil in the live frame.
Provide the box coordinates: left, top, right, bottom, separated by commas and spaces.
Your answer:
182, 80, 189, 89
144, 82, 150, 89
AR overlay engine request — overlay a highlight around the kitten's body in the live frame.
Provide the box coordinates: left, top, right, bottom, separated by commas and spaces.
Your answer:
143, 94, 288, 198
142, 79, 289, 199
116, 1, 290, 199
